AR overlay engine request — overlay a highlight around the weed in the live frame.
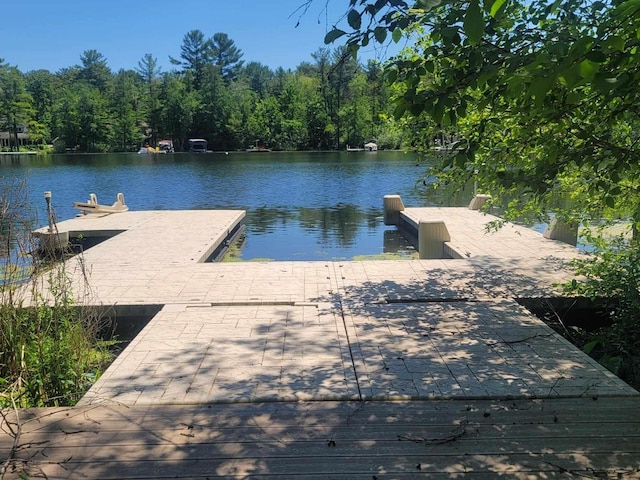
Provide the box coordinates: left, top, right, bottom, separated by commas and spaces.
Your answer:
0, 178, 113, 408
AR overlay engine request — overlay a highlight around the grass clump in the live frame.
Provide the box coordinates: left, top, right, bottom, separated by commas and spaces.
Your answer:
0, 178, 113, 408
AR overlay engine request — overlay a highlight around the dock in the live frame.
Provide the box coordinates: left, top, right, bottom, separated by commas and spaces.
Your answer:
2, 202, 639, 479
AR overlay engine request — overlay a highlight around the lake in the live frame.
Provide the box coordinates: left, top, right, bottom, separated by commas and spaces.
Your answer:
0, 151, 471, 261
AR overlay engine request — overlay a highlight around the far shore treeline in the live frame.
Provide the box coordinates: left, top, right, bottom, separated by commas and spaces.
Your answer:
0, 30, 412, 153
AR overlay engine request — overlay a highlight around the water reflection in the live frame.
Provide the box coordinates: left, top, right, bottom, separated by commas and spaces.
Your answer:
243, 204, 401, 260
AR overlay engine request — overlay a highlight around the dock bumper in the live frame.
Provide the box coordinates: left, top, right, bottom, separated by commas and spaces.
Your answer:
383, 195, 405, 225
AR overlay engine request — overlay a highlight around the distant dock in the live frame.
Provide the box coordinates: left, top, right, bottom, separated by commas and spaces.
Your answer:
0, 151, 38, 155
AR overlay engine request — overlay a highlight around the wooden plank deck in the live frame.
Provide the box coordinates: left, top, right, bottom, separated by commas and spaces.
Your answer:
3, 397, 639, 479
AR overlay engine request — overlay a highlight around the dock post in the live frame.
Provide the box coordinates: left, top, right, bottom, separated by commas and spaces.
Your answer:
36, 191, 69, 254
383, 195, 405, 225
468, 194, 492, 210
543, 218, 578, 246
418, 220, 451, 259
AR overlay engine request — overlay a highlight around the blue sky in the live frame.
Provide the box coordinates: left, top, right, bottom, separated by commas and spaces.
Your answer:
1, 0, 398, 74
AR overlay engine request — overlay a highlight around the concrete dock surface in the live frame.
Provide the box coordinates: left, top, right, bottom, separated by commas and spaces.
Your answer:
3, 207, 638, 479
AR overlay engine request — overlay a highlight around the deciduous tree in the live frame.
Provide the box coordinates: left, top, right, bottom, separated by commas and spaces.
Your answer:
326, 0, 640, 225
0, 62, 34, 151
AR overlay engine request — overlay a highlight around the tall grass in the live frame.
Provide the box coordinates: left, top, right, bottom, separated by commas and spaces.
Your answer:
0, 178, 113, 408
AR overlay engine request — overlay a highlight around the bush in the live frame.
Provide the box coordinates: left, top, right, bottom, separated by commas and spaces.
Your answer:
0, 178, 113, 407
563, 230, 640, 387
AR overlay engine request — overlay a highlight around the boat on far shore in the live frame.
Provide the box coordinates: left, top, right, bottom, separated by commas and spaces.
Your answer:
347, 142, 378, 152
137, 140, 175, 154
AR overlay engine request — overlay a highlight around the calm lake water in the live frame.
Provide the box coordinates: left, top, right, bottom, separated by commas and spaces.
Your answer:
0, 151, 471, 261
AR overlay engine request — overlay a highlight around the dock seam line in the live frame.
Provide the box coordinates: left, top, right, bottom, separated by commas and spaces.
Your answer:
332, 263, 363, 402
185, 301, 319, 308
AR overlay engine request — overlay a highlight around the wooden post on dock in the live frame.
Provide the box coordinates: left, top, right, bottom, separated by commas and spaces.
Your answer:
418, 220, 451, 259
383, 195, 405, 225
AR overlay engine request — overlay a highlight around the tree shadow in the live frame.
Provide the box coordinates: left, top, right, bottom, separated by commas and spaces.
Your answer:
3, 258, 639, 478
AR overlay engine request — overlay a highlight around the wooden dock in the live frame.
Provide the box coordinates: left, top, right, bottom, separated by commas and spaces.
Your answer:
2, 205, 639, 479
3, 397, 639, 479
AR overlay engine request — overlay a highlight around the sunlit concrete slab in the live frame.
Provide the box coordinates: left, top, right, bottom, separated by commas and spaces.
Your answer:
81, 293, 635, 406
400, 206, 581, 260
34, 209, 246, 265
333, 257, 577, 301
50, 261, 337, 307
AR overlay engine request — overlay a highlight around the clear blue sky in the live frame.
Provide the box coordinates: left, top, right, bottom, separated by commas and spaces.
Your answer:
1, 0, 398, 74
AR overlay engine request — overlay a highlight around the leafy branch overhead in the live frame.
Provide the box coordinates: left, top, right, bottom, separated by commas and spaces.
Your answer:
326, 0, 640, 226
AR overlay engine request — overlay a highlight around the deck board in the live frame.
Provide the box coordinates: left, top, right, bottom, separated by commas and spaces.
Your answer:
3, 398, 639, 479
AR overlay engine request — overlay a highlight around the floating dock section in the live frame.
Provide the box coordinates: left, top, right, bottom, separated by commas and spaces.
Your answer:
384, 194, 580, 260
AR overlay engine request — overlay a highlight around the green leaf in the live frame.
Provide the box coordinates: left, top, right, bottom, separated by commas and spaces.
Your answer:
583, 337, 603, 354
347, 9, 362, 30
324, 29, 347, 44
386, 68, 398, 84
601, 35, 625, 52
393, 101, 407, 120
374, 27, 388, 43
529, 74, 555, 107
559, 64, 582, 88
464, 0, 484, 45
410, 101, 424, 115
414, 0, 443, 11
579, 60, 599, 80
605, 195, 615, 208
593, 73, 620, 92
489, 0, 507, 17
432, 95, 446, 123
392, 28, 403, 43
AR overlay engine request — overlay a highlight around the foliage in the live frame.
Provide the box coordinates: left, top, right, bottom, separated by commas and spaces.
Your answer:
210, 32, 245, 82
170, 29, 212, 90
562, 230, 640, 385
0, 33, 399, 152
0, 179, 113, 408
327, 0, 640, 225
0, 292, 112, 408
0, 62, 34, 152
